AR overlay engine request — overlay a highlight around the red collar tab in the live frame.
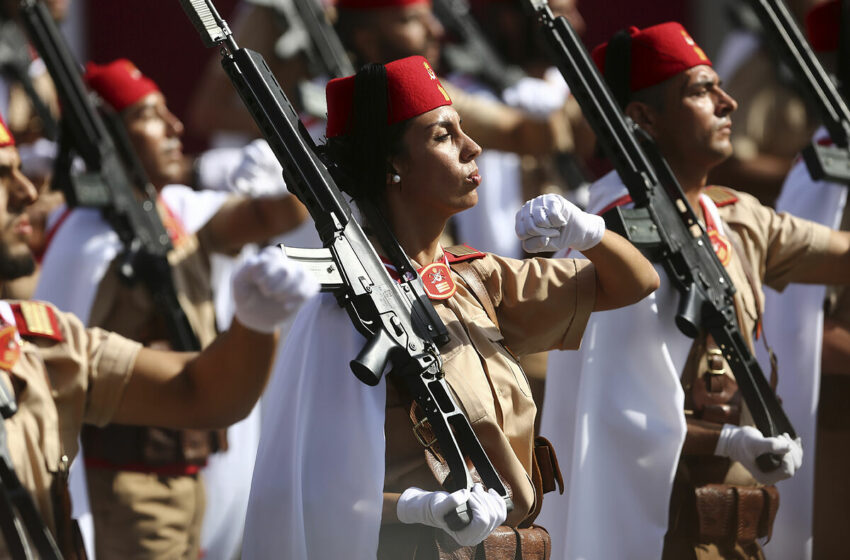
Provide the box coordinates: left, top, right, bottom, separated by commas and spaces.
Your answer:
158, 198, 189, 246
703, 186, 739, 208
443, 244, 486, 263
11, 302, 63, 342
699, 198, 733, 267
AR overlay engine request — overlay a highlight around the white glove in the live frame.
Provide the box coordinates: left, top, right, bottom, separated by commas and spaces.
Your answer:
228, 139, 289, 197
714, 424, 803, 485
232, 246, 319, 333
515, 194, 605, 253
396, 483, 507, 547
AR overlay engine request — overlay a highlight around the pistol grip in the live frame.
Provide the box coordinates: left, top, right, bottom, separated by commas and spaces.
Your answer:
444, 502, 471, 531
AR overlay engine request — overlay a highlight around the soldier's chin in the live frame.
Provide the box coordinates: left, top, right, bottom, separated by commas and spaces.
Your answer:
0, 249, 36, 282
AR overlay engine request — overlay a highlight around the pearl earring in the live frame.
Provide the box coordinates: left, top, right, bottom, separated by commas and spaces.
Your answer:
392, 174, 401, 184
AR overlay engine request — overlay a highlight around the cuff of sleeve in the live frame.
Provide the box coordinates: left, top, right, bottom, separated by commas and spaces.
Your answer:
85, 331, 142, 427
559, 259, 596, 350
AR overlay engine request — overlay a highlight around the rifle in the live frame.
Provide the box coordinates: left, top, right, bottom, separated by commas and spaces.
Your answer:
746, 0, 850, 184
249, 0, 353, 118
178, 0, 513, 528
0, 380, 62, 559
18, 0, 201, 353
289, 0, 354, 79
526, 0, 795, 471
0, 17, 58, 140
433, 0, 524, 93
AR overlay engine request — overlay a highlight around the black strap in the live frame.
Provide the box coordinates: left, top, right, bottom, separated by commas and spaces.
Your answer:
604, 30, 633, 110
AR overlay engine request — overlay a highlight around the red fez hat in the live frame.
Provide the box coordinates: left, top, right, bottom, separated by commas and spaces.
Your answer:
806, 0, 840, 52
592, 22, 711, 94
326, 55, 452, 137
0, 113, 14, 148
84, 59, 160, 112
337, 0, 429, 9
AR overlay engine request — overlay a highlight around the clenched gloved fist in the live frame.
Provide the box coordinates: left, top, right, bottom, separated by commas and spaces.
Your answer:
515, 194, 605, 253
228, 139, 289, 197
397, 483, 507, 547
232, 246, 319, 333
714, 424, 803, 485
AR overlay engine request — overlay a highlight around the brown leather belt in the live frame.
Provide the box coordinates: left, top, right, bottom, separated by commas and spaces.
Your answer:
378, 524, 551, 560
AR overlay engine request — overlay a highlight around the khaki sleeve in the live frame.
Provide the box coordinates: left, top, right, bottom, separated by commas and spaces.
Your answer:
477, 254, 596, 355
35, 305, 142, 435
81, 328, 142, 427
753, 200, 833, 292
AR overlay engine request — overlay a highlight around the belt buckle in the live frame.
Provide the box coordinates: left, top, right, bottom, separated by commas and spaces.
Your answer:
707, 347, 727, 375
412, 416, 437, 448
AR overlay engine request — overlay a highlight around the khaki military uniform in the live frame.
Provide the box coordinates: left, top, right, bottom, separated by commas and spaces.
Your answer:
379, 251, 596, 558
0, 300, 141, 557
664, 187, 832, 560
81, 201, 222, 559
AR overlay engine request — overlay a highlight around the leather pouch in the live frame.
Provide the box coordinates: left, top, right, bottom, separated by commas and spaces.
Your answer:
694, 484, 779, 545
434, 525, 551, 560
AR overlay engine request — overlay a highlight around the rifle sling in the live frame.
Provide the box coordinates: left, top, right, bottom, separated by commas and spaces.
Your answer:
722, 223, 779, 389
447, 259, 499, 330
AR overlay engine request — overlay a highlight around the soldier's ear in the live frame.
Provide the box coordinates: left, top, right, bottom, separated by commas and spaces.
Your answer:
625, 101, 658, 136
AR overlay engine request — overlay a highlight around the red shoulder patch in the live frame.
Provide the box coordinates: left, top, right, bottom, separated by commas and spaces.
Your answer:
443, 244, 486, 263
11, 302, 63, 342
704, 186, 739, 207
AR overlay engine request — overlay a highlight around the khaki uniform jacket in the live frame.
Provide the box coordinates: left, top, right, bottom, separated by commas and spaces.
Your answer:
384, 252, 596, 527
82, 201, 221, 468
682, 187, 832, 486
0, 301, 141, 550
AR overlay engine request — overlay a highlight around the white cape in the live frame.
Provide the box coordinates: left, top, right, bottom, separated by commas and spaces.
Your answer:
759, 128, 846, 560
243, 293, 386, 559
537, 170, 691, 560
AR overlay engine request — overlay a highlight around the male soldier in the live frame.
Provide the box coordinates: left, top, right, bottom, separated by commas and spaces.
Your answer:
0, 111, 317, 557
760, 2, 850, 557
517, 22, 850, 560
34, 59, 309, 558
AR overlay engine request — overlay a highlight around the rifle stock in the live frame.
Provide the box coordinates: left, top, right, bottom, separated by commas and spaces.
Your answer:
178, 0, 513, 526
527, 0, 795, 472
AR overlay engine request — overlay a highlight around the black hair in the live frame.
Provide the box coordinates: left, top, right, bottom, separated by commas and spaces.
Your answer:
319, 63, 411, 201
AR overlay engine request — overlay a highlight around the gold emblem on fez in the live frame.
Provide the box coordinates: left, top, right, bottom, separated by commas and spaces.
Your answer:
424, 61, 436, 80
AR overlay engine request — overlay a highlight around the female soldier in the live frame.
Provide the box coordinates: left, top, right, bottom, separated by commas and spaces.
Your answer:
243, 55, 659, 559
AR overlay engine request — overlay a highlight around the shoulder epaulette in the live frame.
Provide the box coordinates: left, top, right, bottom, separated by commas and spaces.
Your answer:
704, 186, 739, 207
444, 244, 486, 263
11, 302, 63, 342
